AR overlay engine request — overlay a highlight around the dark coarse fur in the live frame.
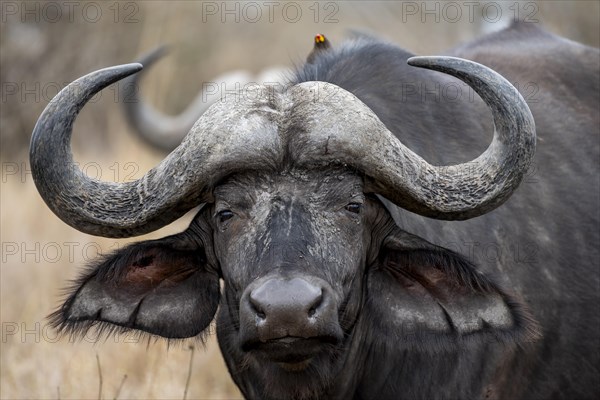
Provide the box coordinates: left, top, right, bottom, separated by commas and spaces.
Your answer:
344, 251, 540, 400
375, 245, 539, 350
289, 21, 599, 400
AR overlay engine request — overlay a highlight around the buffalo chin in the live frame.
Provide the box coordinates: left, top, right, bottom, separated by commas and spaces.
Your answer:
250, 349, 341, 400
237, 337, 343, 398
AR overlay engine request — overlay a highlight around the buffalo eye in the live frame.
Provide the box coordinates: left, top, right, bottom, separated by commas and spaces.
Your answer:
216, 210, 234, 224
345, 202, 362, 214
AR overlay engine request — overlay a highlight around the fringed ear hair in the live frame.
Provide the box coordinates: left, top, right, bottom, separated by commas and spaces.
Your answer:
49, 237, 220, 343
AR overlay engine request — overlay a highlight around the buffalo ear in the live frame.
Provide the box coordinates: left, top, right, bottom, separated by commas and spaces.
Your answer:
49, 236, 220, 340
368, 229, 540, 348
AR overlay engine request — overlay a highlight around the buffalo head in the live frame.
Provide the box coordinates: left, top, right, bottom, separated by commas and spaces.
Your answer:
30, 57, 537, 399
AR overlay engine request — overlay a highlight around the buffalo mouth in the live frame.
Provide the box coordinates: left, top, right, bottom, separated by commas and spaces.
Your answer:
242, 336, 340, 366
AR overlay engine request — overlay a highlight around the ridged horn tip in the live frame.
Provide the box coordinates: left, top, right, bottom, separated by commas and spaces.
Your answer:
98, 63, 144, 80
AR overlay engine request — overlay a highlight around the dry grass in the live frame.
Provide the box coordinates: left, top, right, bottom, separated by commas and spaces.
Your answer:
0, 149, 243, 399
1, 1, 597, 399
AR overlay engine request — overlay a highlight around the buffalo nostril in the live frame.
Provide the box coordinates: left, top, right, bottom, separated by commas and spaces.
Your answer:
307, 291, 323, 317
255, 308, 266, 320
249, 296, 267, 320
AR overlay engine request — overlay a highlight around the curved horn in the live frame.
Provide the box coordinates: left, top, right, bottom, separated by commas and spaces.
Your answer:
289, 56, 536, 220
31, 64, 282, 238
120, 47, 255, 151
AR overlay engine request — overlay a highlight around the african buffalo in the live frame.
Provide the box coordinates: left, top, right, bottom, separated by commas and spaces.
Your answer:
30, 22, 599, 399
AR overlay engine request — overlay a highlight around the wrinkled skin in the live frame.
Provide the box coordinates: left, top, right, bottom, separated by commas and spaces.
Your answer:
210, 168, 387, 399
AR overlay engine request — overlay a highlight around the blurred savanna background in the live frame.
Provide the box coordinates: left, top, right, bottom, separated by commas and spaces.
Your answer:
1, 1, 598, 399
